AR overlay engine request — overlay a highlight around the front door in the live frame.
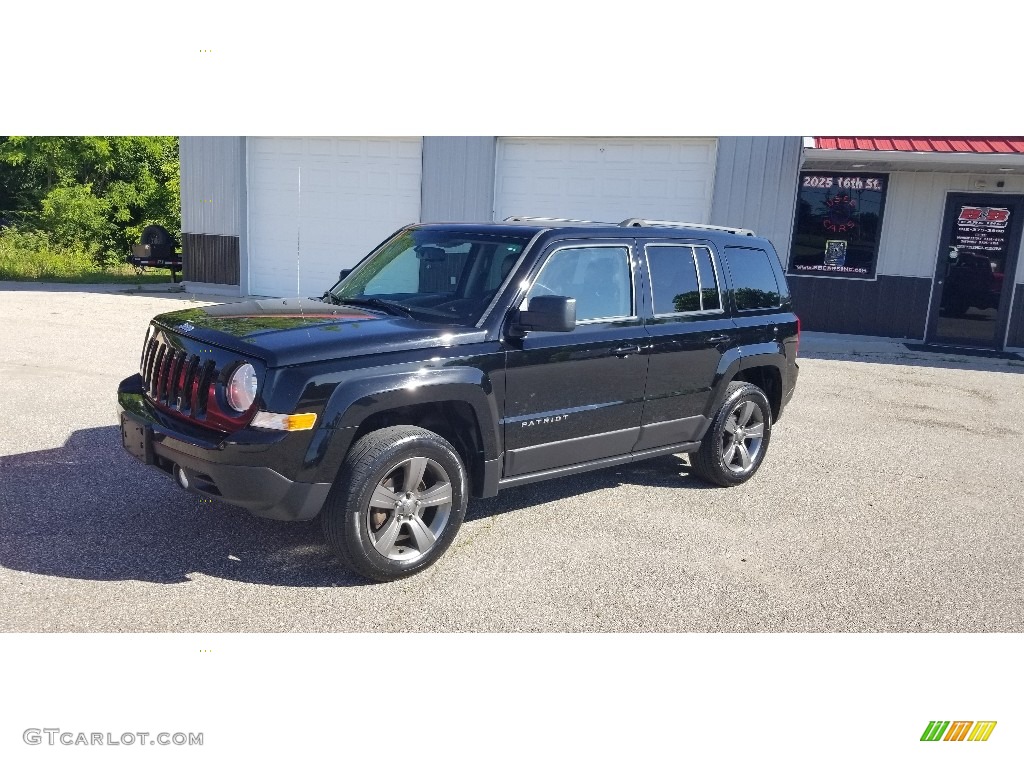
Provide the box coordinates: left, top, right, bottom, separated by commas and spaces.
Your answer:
926, 193, 1024, 348
502, 241, 649, 477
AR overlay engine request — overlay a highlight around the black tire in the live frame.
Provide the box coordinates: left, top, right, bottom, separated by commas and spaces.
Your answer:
140, 224, 174, 246
689, 381, 773, 487
321, 425, 467, 582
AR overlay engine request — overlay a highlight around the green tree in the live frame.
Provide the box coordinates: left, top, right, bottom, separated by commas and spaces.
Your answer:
0, 136, 180, 267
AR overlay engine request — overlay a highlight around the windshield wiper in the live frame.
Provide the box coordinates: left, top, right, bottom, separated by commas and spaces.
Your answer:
335, 296, 415, 318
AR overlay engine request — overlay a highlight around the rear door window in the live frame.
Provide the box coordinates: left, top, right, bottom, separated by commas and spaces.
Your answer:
646, 245, 723, 314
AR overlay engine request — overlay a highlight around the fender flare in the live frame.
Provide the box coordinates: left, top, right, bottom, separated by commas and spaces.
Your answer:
300, 365, 502, 484
705, 342, 787, 419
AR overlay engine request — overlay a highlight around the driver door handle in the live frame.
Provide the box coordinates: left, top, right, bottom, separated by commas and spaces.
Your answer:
612, 344, 641, 358
707, 334, 732, 345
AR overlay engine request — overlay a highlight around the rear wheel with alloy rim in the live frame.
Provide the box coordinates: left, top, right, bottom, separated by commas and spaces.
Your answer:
689, 381, 773, 487
322, 425, 467, 581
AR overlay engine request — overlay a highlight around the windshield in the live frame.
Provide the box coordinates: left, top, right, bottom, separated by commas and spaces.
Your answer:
327, 229, 533, 325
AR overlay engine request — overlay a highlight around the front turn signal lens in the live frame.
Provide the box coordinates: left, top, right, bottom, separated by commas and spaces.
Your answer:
251, 411, 317, 431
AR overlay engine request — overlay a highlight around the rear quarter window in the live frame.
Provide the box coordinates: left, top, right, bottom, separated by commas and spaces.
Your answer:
725, 246, 782, 310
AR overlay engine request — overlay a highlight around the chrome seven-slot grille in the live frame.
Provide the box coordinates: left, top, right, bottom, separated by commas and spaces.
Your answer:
140, 331, 217, 419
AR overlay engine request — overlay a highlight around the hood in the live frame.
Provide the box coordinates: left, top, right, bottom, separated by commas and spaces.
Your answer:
152, 297, 486, 367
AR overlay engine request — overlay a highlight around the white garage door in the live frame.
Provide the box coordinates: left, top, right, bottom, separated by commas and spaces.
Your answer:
494, 137, 718, 225
247, 137, 422, 297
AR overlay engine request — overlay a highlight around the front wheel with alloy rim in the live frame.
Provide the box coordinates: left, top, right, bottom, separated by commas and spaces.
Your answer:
689, 381, 773, 487
321, 425, 468, 581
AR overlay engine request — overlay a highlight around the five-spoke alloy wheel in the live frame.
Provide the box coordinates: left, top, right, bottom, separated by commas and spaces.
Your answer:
322, 425, 467, 582
366, 456, 453, 562
689, 381, 773, 487
721, 399, 765, 474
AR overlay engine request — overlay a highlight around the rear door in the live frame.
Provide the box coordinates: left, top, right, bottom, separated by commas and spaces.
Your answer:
722, 244, 789, 349
634, 239, 735, 450
502, 240, 650, 477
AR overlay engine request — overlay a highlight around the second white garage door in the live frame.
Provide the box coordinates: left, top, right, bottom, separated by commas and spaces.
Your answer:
494, 137, 718, 225
247, 137, 422, 298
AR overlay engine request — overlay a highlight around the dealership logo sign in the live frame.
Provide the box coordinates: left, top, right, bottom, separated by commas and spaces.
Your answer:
958, 206, 1010, 229
920, 720, 997, 742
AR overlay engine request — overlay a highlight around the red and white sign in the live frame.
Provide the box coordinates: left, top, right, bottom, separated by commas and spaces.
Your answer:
957, 206, 1010, 229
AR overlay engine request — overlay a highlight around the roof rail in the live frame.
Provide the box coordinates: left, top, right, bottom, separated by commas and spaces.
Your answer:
618, 218, 756, 237
503, 215, 604, 224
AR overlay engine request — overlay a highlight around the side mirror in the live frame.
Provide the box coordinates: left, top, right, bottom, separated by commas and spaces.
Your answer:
339, 268, 352, 280
516, 295, 576, 333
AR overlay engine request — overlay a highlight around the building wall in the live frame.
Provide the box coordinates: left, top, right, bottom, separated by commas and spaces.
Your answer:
879, 171, 1024, 348
179, 136, 245, 286
789, 169, 1024, 344
420, 136, 806, 231
420, 137, 496, 221
877, 171, 1024, 278
709, 136, 804, 265
789, 275, 934, 339
180, 134, 811, 294
180, 136, 245, 237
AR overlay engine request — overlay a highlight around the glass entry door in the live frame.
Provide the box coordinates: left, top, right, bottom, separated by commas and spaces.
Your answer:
927, 193, 1024, 348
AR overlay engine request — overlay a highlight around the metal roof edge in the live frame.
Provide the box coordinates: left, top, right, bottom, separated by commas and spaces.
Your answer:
801, 148, 1024, 168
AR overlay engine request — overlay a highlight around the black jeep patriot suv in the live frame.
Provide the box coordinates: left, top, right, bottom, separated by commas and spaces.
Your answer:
117, 218, 799, 581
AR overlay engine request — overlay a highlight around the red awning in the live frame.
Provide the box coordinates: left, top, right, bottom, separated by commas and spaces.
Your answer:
812, 137, 1024, 154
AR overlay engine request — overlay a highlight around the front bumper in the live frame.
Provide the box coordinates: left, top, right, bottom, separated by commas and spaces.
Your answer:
117, 375, 330, 521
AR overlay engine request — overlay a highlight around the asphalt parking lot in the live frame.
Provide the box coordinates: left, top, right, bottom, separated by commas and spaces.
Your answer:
1, 283, 1022, 632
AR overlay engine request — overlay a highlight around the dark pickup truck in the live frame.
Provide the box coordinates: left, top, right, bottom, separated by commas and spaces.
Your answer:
117, 218, 799, 581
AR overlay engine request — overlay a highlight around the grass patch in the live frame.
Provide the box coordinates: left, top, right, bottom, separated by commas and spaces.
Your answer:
0, 229, 176, 284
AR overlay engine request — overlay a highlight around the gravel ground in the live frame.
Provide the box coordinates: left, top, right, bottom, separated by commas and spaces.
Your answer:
1, 283, 1022, 632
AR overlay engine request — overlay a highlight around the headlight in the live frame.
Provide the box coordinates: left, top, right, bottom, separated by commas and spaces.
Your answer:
226, 363, 258, 412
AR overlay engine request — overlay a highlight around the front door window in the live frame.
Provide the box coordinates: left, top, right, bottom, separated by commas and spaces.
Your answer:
525, 245, 633, 321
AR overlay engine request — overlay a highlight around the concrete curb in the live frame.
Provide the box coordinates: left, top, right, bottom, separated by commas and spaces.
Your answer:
0, 280, 181, 294
800, 332, 1024, 369
117, 284, 186, 294
0, 281, 240, 304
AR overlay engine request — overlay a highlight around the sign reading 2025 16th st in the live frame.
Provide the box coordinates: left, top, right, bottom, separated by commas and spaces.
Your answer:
787, 172, 889, 279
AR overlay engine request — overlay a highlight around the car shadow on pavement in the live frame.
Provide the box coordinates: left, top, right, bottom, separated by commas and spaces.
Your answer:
466, 454, 705, 522
0, 426, 362, 587
0, 427, 706, 588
